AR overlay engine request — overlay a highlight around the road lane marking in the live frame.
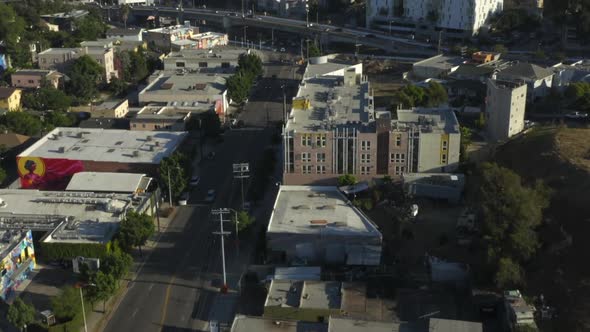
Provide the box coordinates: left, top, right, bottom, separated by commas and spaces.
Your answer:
159, 275, 176, 329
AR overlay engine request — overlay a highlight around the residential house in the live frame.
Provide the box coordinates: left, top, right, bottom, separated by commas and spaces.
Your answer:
91, 99, 129, 118
163, 48, 254, 72
412, 55, 464, 80
144, 24, 200, 51
106, 28, 145, 42
0, 87, 22, 112
11, 69, 64, 89
130, 105, 194, 131
38, 47, 117, 83
494, 62, 553, 101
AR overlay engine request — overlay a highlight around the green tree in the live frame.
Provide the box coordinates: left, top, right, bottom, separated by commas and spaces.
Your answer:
425, 81, 448, 106
88, 270, 118, 312
128, 50, 149, 83
102, 249, 133, 280
117, 211, 155, 256
67, 55, 104, 103
226, 72, 251, 104
7, 297, 36, 331
45, 111, 76, 128
492, 44, 508, 55
237, 53, 263, 78
472, 163, 550, 269
308, 42, 321, 57
73, 15, 107, 41
232, 210, 256, 232
107, 77, 128, 97
52, 286, 81, 321
0, 111, 44, 136
159, 153, 188, 200
337, 174, 357, 186
22, 87, 72, 112
495, 257, 524, 288
0, 166, 7, 185
460, 126, 472, 162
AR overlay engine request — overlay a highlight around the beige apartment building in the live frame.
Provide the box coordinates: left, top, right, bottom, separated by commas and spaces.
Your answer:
11, 69, 64, 89
37, 47, 117, 83
283, 57, 461, 185
486, 79, 528, 141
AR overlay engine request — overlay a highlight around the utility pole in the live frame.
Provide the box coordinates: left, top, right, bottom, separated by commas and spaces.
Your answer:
241, 0, 245, 17
306, 39, 310, 62
271, 28, 274, 48
243, 26, 248, 48
167, 168, 172, 206
211, 209, 231, 293
305, 0, 309, 27
282, 84, 287, 125
232, 163, 250, 210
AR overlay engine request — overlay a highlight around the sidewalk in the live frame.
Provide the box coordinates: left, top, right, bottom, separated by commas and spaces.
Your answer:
84, 206, 180, 332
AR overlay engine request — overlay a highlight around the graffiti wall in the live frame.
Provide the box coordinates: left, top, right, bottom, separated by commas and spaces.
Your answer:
0, 230, 36, 301
17, 156, 84, 190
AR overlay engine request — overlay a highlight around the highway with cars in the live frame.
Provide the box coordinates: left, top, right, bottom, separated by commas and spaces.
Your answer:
129, 4, 439, 55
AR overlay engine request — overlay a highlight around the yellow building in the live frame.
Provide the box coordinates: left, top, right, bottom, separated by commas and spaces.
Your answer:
0, 87, 23, 112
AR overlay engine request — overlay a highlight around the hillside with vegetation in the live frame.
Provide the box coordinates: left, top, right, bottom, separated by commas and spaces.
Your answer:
495, 126, 590, 331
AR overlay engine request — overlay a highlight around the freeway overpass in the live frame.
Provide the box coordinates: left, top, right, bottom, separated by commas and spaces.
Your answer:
129, 5, 438, 56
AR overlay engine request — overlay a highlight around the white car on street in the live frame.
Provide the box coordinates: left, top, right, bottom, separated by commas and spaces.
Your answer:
205, 189, 216, 203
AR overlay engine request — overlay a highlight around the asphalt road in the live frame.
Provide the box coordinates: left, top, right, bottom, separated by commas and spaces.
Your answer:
239, 62, 302, 127
104, 128, 271, 332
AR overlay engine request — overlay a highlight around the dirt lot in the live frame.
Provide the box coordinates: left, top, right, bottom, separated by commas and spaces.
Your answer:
364, 60, 411, 108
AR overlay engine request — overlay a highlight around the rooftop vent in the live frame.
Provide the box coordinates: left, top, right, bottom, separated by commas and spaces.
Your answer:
132, 150, 139, 157
58, 147, 65, 153
294, 205, 311, 210
309, 220, 327, 225
146, 135, 152, 141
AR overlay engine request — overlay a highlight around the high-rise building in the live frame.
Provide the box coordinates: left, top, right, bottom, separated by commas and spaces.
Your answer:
486, 79, 527, 141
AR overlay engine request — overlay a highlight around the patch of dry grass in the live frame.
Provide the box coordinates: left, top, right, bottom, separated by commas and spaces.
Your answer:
555, 127, 590, 173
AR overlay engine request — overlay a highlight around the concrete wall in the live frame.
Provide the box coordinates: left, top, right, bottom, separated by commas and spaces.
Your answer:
486, 80, 527, 141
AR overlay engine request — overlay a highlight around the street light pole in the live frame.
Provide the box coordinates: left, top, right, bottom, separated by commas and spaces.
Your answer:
80, 287, 88, 332
305, 0, 309, 27
233, 163, 250, 210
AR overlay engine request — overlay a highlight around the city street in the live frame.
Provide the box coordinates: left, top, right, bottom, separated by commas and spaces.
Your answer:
103, 128, 272, 332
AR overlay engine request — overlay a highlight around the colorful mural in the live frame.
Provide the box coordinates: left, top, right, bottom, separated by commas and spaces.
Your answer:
17, 157, 84, 190
1, 230, 36, 301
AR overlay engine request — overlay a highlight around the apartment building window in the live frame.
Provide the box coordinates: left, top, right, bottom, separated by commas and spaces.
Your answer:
360, 166, 370, 175
395, 166, 405, 175
301, 134, 312, 146
302, 165, 312, 174
396, 135, 402, 147
361, 153, 371, 163
361, 140, 371, 151
28, 80, 34, 84
441, 153, 447, 164
316, 134, 327, 147
316, 165, 326, 174
176, 62, 185, 67
442, 140, 448, 151
199, 62, 208, 68
391, 153, 405, 163
301, 152, 311, 162
316, 153, 326, 163
41, 59, 46, 63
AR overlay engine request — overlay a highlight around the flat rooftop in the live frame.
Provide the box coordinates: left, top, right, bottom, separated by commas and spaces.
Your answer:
231, 315, 327, 332
94, 99, 127, 111
38, 48, 80, 55
394, 108, 460, 134
268, 186, 381, 238
300, 281, 341, 310
265, 280, 303, 308
413, 54, 464, 70
13, 69, 53, 76
287, 63, 373, 133
140, 71, 229, 98
0, 189, 149, 244
66, 172, 151, 193
19, 128, 187, 164
166, 47, 246, 60
327, 317, 401, 332
429, 318, 482, 332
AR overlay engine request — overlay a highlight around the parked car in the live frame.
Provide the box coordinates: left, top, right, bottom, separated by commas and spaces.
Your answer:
565, 111, 588, 119
279, 47, 286, 52
205, 189, 216, 203
189, 176, 200, 186
179, 192, 189, 206
410, 204, 419, 218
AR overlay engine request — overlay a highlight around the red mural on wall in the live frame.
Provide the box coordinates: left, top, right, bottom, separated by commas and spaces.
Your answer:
17, 157, 84, 190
